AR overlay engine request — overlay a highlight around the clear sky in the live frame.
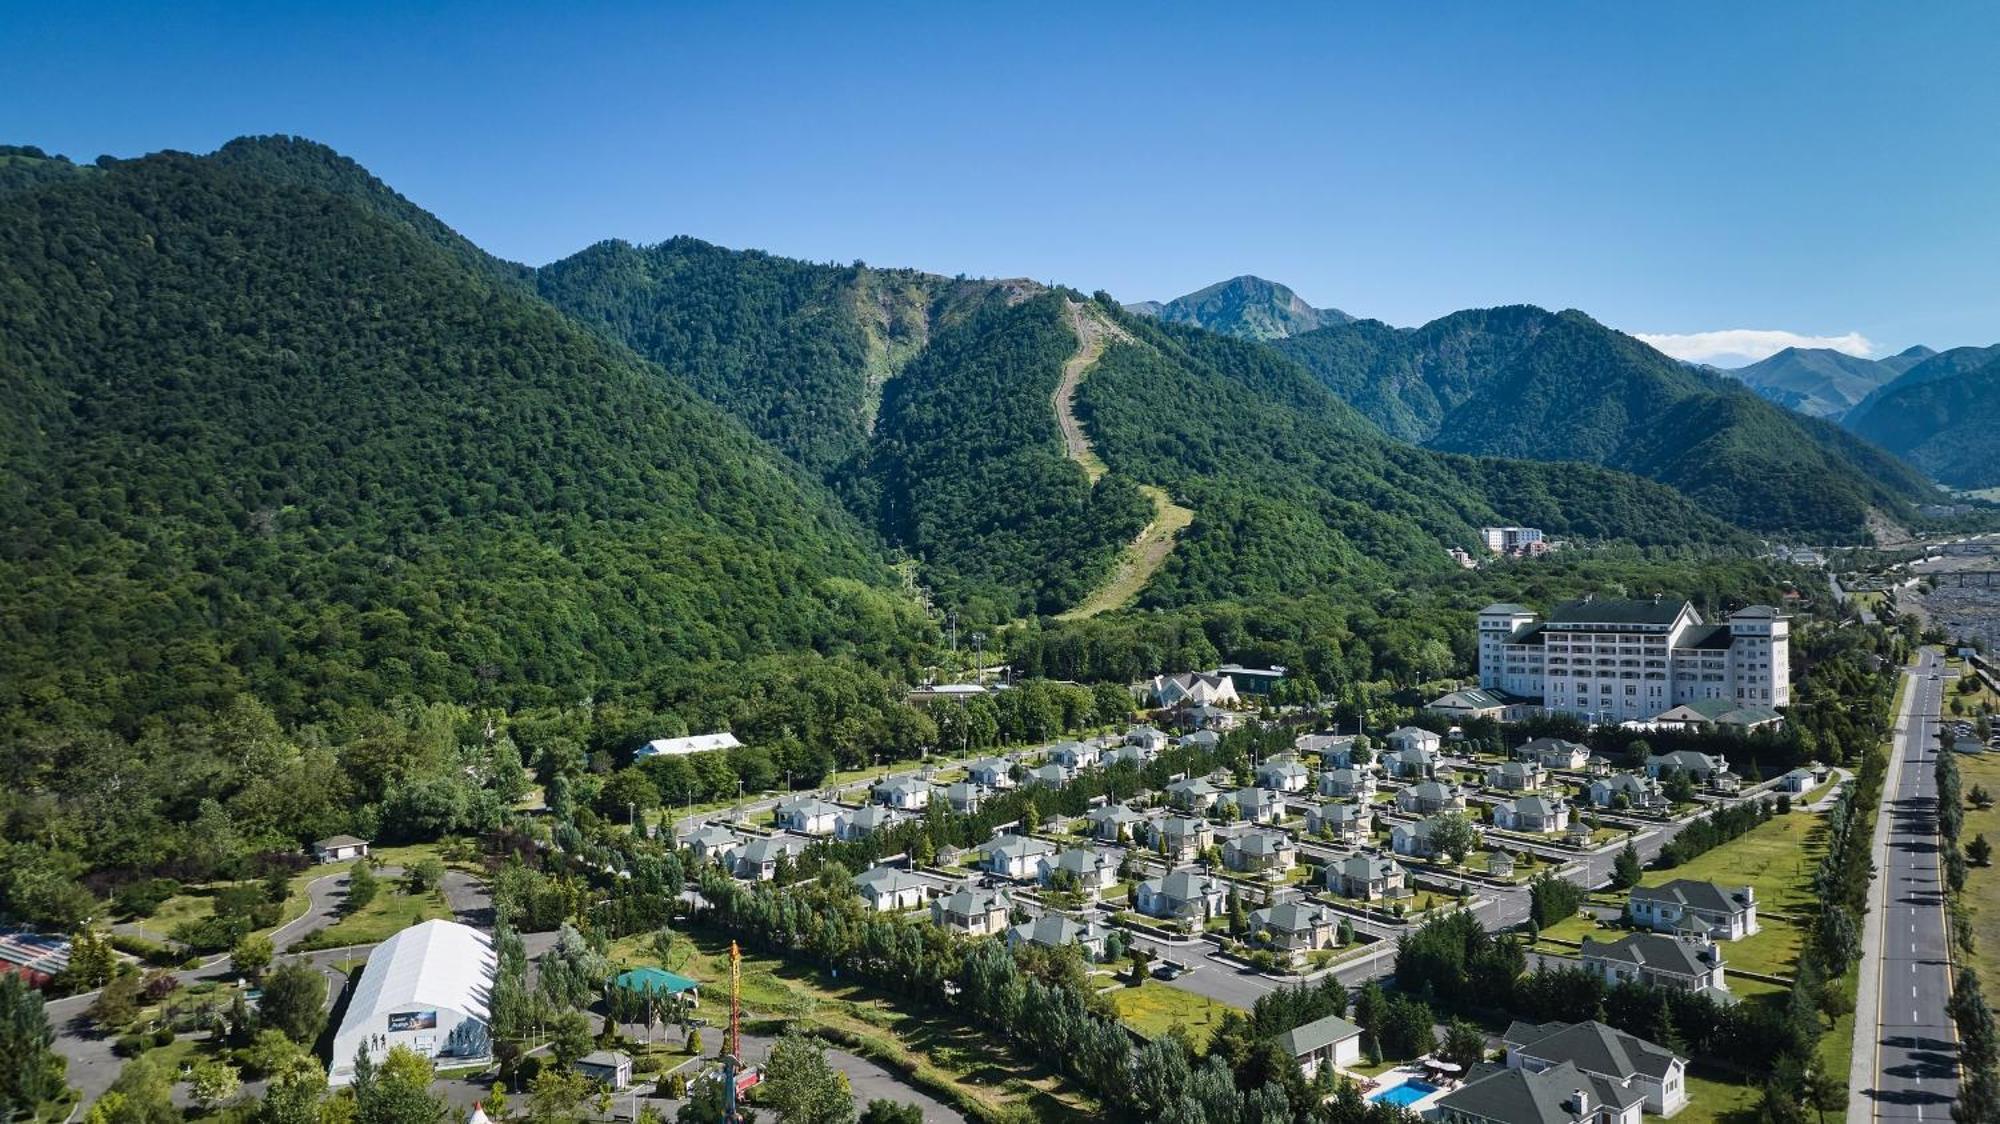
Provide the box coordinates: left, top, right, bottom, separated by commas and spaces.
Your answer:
7, 1, 1997, 361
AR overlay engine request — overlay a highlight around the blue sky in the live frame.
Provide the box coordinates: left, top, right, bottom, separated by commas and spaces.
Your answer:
7, 1, 1996, 361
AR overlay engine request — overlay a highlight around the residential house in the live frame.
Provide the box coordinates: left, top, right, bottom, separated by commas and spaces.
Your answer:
1319, 767, 1377, 800
1649, 698, 1785, 732
1626, 880, 1758, 940
1224, 830, 1297, 875
1225, 786, 1283, 824
872, 777, 930, 811
1006, 915, 1108, 960
773, 796, 843, 836
1521, 737, 1592, 771
1297, 733, 1359, 768
1039, 848, 1118, 894
835, 804, 906, 842
1434, 1059, 1645, 1124
1148, 672, 1240, 709
1104, 744, 1151, 768
1503, 1019, 1689, 1117
1384, 744, 1442, 780
1275, 1013, 1364, 1079
1330, 854, 1407, 901
1024, 763, 1068, 788
1485, 760, 1547, 792
313, 836, 370, 864
1250, 901, 1344, 955
852, 866, 928, 912
1151, 815, 1213, 865
931, 887, 1012, 936
1386, 726, 1443, 756
1048, 742, 1099, 772
732, 835, 803, 881
1776, 767, 1817, 794
1305, 801, 1372, 843
1393, 814, 1476, 860
1125, 725, 1171, 754
1185, 703, 1240, 731
939, 781, 986, 815
1255, 757, 1311, 794
1177, 729, 1222, 753
1643, 751, 1729, 784
1396, 779, 1467, 815
976, 834, 1056, 881
1167, 776, 1222, 812
967, 758, 1017, 790
1578, 932, 1730, 1000
1084, 802, 1147, 843
1588, 772, 1665, 811
1135, 870, 1227, 924
1492, 794, 1570, 835
682, 824, 743, 867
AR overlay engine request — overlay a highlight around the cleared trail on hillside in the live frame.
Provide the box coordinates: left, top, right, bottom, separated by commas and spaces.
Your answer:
1052, 300, 1195, 620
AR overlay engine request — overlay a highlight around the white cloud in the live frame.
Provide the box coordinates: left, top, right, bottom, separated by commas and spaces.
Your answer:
1632, 328, 1875, 365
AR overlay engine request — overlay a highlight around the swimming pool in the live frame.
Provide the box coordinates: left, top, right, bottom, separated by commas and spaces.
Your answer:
1369, 1081, 1440, 1108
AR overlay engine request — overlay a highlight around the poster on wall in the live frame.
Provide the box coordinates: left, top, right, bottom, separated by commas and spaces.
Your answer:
387, 1011, 439, 1032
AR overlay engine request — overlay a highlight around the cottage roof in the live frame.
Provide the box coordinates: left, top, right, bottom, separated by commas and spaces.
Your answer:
1580, 932, 1719, 976
1273, 1013, 1362, 1057
1437, 1061, 1642, 1124
1008, 914, 1105, 949
852, 866, 926, 896
1228, 830, 1292, 856
1251, 900, 1341, 933
1504, 1019, 1682, 1082
1628, 879, 1752, 914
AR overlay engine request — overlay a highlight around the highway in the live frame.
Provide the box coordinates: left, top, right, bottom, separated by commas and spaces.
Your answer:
1852, 647, 1960, 1120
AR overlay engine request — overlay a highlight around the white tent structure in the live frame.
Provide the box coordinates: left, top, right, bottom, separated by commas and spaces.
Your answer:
635, 732, 743, 759
329, 920, 496, 1086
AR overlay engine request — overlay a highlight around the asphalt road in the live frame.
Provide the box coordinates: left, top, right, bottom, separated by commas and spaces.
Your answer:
1853, 648, 1960, 1120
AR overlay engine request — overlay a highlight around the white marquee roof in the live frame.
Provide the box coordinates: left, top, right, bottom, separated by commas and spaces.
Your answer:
340, 920, 496, 1031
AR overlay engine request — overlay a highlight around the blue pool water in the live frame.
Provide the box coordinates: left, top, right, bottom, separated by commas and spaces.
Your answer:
1369, 1081, 1440, 1107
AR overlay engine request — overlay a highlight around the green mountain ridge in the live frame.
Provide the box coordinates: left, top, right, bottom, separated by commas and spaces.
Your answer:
1844, 349, 2000, 488
1274, 307, 1935, 536
1721, 346, 1903, 418
0, 142, 925, 732
1126, 275, 1353, 340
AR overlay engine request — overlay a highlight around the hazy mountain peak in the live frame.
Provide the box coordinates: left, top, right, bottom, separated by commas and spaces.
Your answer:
1126, 274, 1352, 340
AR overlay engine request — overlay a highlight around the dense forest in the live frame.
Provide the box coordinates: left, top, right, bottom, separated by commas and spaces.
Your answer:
0, 145, 927, 735
1275, 306, 1938, 536
1844, 350, 2000, 488
1075, 301, 1752, 606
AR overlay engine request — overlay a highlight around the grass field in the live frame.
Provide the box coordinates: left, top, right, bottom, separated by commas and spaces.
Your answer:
1105, 980, 1237, 1050
609, 929, 1095, 1120
294, 886, 451, 950
1640, 805, 1827, 916
1958, 750, 2000, 987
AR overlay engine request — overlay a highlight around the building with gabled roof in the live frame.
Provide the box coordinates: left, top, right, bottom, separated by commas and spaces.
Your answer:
1149, 815, 1213, 864
1330, 854, 1407, 901
1149, 671, 1239, 709
836, 803, 907, 842
1589, 772, 1665, 811
1254, 757, 1311, 793
1250, 900, 1344, 955
1578, 932, 1730, 1001
1006, 914, 1108, 959
733, 835, 804, 881
1136, 869, 1226, 923
976, 833, 1056, 880
1625, 880, 1757, 940
1305, 801, 1372, 842
1487, 760, 1548, 792
1084, 802, 1147, 842
1319, 766, 1377, 799
330, 920, 494, 1085
773, 796, 843, 836
1492, 794, 1570, 834
1223, 829, 1297, 874
852, 866, 928, 912
872, 776, 930, 810
1502, 1019, 1688, 1117
1397, 779, 1467, 814
1274, 1012, 1363, 1079
1434, 1059, 1644, 1124
1039, 847, 1117, 892
931, 886, 1012, 935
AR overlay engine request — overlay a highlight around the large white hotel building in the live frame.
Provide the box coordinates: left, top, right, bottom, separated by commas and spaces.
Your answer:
1477, 596, 1790, 724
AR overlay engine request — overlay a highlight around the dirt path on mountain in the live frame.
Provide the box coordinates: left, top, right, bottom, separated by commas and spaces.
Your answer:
1053, 300, 1195, 619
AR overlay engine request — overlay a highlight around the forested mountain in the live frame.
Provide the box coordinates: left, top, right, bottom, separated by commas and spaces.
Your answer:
1127, 275, 1352, 340
0, 145, 98, 195
1721, 346, 1903, 418
1073, 302, 1748, 606
1273, 307, 1935, 536
1842, 343, 2000, 429
1843, 352, 2000, 488
534, 236, 1011, 477
0, 144, 927, 733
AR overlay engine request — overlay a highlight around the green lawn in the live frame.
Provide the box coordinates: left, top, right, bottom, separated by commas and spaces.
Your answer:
1535, 912, 1803, 980
1675, 1069, 1765, 1123
293, 886, 451, 950
1958, 751, 2000, 987
1105, 980, 1237, 1050
1639, 805, 1826, 916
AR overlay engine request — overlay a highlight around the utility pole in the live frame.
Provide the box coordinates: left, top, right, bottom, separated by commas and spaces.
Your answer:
971, 632, 986, 683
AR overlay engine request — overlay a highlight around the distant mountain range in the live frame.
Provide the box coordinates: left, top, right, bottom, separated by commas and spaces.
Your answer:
1717, 345, 1931, 418
1844, 345, 2000, 488
1127, 275, 1352, 340
1270, 306, 1936, 535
